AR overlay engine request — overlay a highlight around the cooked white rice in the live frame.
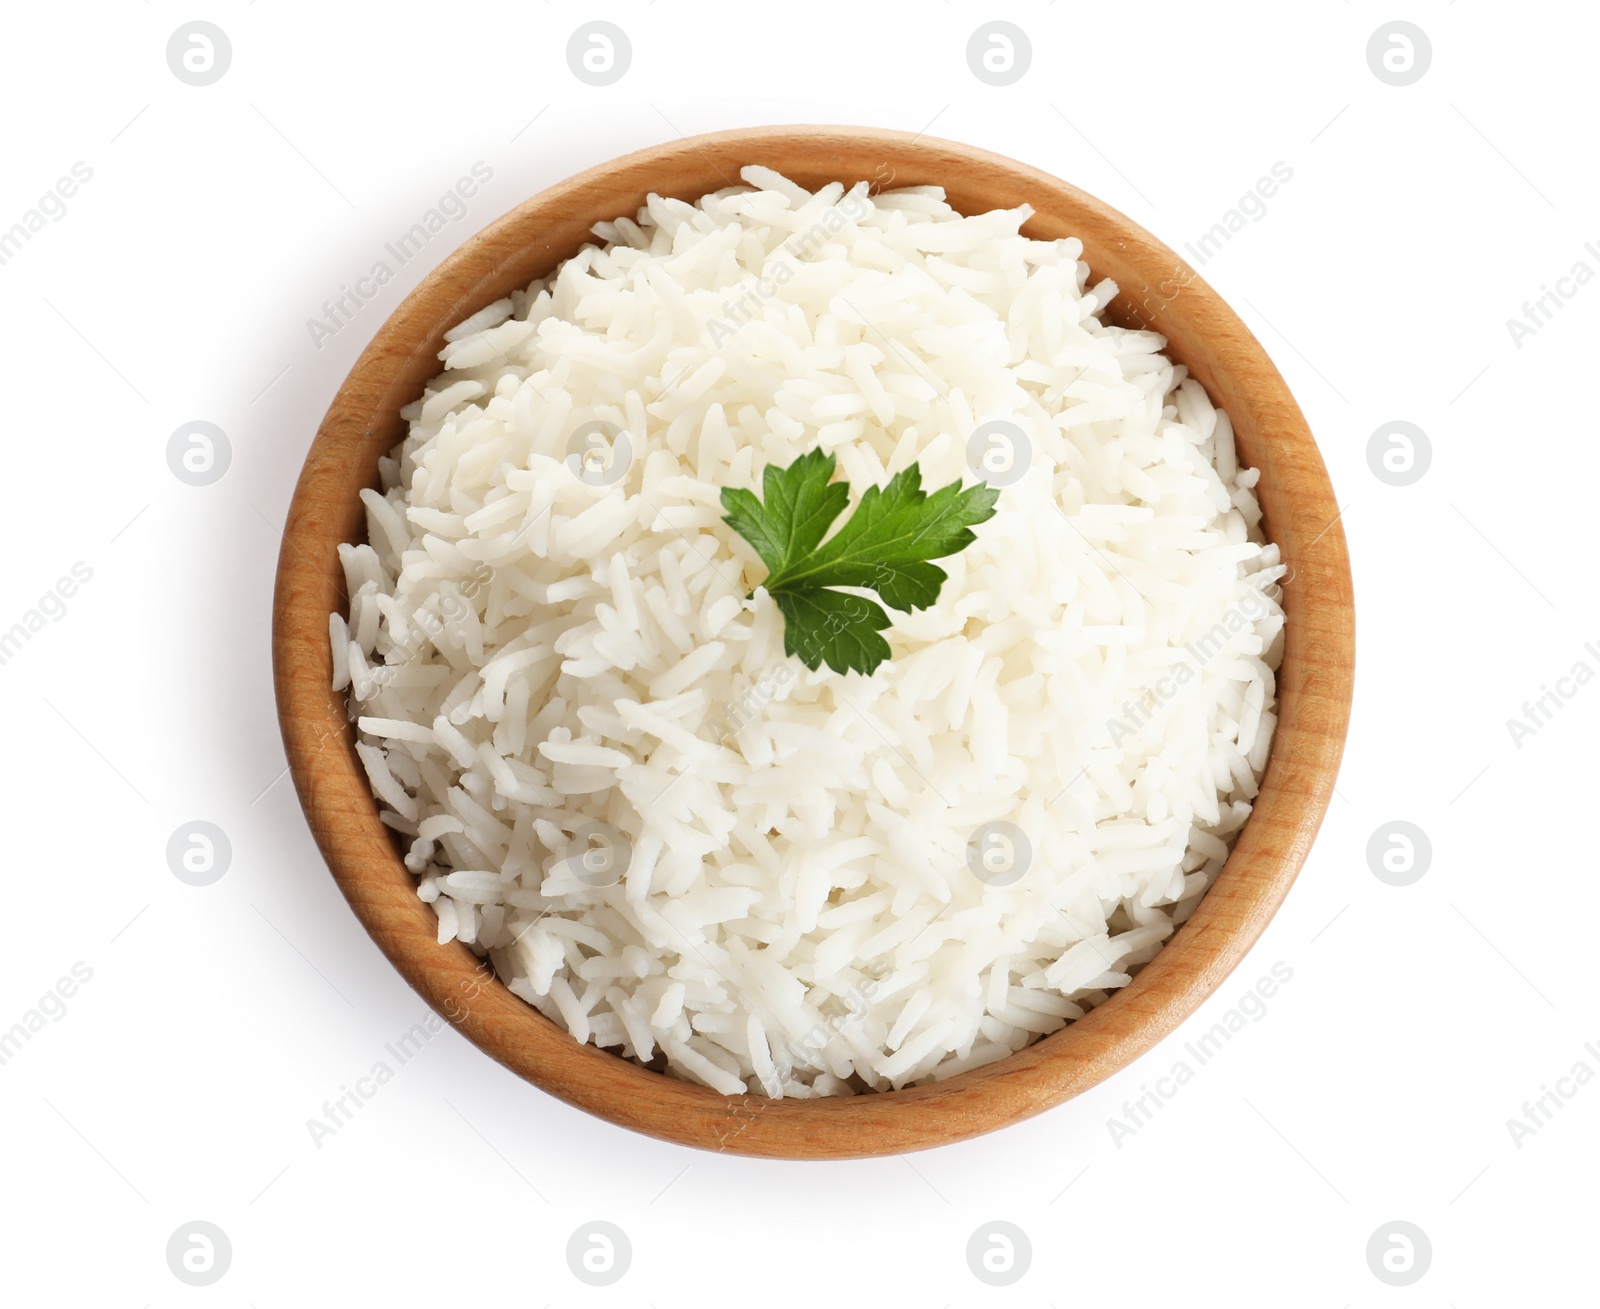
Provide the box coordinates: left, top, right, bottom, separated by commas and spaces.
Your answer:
332, 166, 1285, 1097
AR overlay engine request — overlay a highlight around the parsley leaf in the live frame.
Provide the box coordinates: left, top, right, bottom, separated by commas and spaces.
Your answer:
720, 448, 999, 675
771, 587, 893, 678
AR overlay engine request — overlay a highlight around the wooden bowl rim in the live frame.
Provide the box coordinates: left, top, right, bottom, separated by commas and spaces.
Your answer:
271, 124, 1354, 1160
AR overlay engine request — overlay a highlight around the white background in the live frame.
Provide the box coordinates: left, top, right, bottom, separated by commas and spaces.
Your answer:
2, 1, 1594, 1303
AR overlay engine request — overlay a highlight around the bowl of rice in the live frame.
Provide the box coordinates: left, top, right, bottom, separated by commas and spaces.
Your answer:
272, 125, 1353, 1159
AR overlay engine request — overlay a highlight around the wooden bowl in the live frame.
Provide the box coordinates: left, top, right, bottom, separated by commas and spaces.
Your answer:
272, 125, 1354, 1159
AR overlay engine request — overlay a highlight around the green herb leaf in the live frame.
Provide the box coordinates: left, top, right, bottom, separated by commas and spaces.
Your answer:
720, 449, 999, 675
